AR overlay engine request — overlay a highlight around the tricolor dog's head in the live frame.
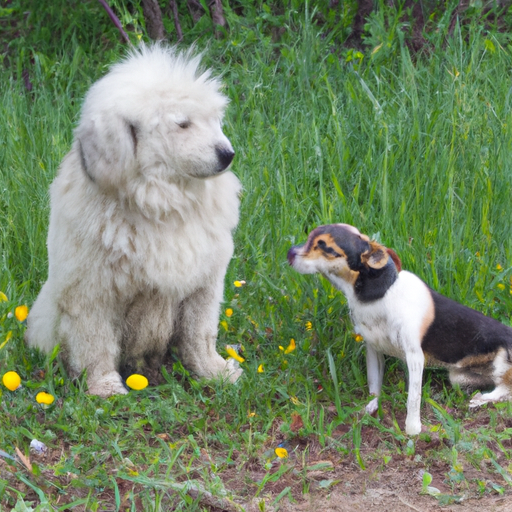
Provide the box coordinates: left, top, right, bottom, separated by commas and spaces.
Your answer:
288, 224, 401, 300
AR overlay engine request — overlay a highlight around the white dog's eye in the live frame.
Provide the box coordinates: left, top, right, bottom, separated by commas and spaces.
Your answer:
177, 120, 191, 129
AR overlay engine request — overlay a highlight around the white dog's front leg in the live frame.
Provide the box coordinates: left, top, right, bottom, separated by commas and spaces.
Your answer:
365, 345, 385, 415
405, 350, 424, 436
174, 279, 242, 383
58, 307, 127, 397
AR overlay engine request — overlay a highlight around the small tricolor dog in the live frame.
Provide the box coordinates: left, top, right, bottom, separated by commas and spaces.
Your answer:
288, 223, 512, 435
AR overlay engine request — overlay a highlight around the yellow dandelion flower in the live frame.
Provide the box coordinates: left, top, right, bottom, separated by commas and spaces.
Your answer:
2, 371, 21, 391
0, 331, 12, 350
279, 345, 284, 352
305, 321, 313, 331
126, 374, 149, 390
257, 364, 264, 373
15, 305, 28, 322
0, 291, 7, 302
225, 345, 245, 363
275, 447, 288, 459
248, 411, 256, 418
36, 392, 55, 405
248, 316, 259, 328
498, 283, 506, 291
496, 264, 503, 271
225, 308, 233, 317
352, 333, 364, 342
234, 280, 246, 288
284, 338, 296, 354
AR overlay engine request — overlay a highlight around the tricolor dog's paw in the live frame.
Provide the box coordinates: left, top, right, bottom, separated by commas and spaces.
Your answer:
365, 396, 379, 416
469, 392, 486, 408
405, 417, 422, 436
469, 389, 510, 408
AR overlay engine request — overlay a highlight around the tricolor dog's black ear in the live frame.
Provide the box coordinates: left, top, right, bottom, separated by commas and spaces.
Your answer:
361, 242, 390, 270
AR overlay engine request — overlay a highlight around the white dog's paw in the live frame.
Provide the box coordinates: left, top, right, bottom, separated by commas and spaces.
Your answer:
365, 396, 379, 416
224, 358, 243, 383
191, 355, 243, 383
405, 417, 422, 436
87, 372, 128, 397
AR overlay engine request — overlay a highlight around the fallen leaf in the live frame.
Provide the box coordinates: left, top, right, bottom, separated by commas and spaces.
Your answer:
290, 413, 304, 433
15, 446, 32, 472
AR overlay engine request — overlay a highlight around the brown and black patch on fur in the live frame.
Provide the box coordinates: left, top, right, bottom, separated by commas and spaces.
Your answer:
304, 225, 372, 271
299, 225, 402, 303
422, 289, 512, 364
307, 232, 347, 260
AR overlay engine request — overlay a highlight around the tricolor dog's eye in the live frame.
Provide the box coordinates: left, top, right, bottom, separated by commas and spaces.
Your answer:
315, 238, 341, 257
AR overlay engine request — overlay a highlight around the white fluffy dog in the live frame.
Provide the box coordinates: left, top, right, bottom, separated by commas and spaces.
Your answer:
26, 45, 242, 397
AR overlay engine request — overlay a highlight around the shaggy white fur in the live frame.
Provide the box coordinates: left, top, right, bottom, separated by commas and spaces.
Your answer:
26, 45, 242, 397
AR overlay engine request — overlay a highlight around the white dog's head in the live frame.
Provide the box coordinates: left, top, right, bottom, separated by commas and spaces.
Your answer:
75, 44, 234, 200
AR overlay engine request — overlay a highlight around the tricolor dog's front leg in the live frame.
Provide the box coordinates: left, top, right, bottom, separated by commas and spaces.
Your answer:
404, 349, 425, 435
365, 344, 385, 415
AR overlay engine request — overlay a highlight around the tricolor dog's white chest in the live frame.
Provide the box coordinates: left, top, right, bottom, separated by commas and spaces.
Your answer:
347, 271, 434, 361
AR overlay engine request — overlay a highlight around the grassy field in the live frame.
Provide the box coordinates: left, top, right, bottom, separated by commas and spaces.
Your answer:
1, 1, 512, 510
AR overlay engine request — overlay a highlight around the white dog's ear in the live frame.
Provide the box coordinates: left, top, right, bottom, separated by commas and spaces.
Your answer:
76, 113, 138, 190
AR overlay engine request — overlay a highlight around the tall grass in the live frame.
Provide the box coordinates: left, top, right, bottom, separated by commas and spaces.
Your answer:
1, 3, 512, 509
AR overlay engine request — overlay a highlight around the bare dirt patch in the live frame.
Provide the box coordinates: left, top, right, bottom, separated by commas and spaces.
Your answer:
239, 405, 512, 512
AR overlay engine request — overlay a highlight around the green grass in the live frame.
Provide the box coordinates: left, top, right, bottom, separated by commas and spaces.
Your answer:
2, 2, 512, 510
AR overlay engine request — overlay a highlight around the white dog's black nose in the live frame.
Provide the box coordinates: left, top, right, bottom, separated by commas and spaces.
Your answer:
216, 146, 235, 171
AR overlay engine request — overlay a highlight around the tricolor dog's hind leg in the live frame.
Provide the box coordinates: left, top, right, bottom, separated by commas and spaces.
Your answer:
469, 347, 512, 408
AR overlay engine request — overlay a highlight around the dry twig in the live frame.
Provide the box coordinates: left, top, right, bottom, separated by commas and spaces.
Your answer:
96, 0, 131, 44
